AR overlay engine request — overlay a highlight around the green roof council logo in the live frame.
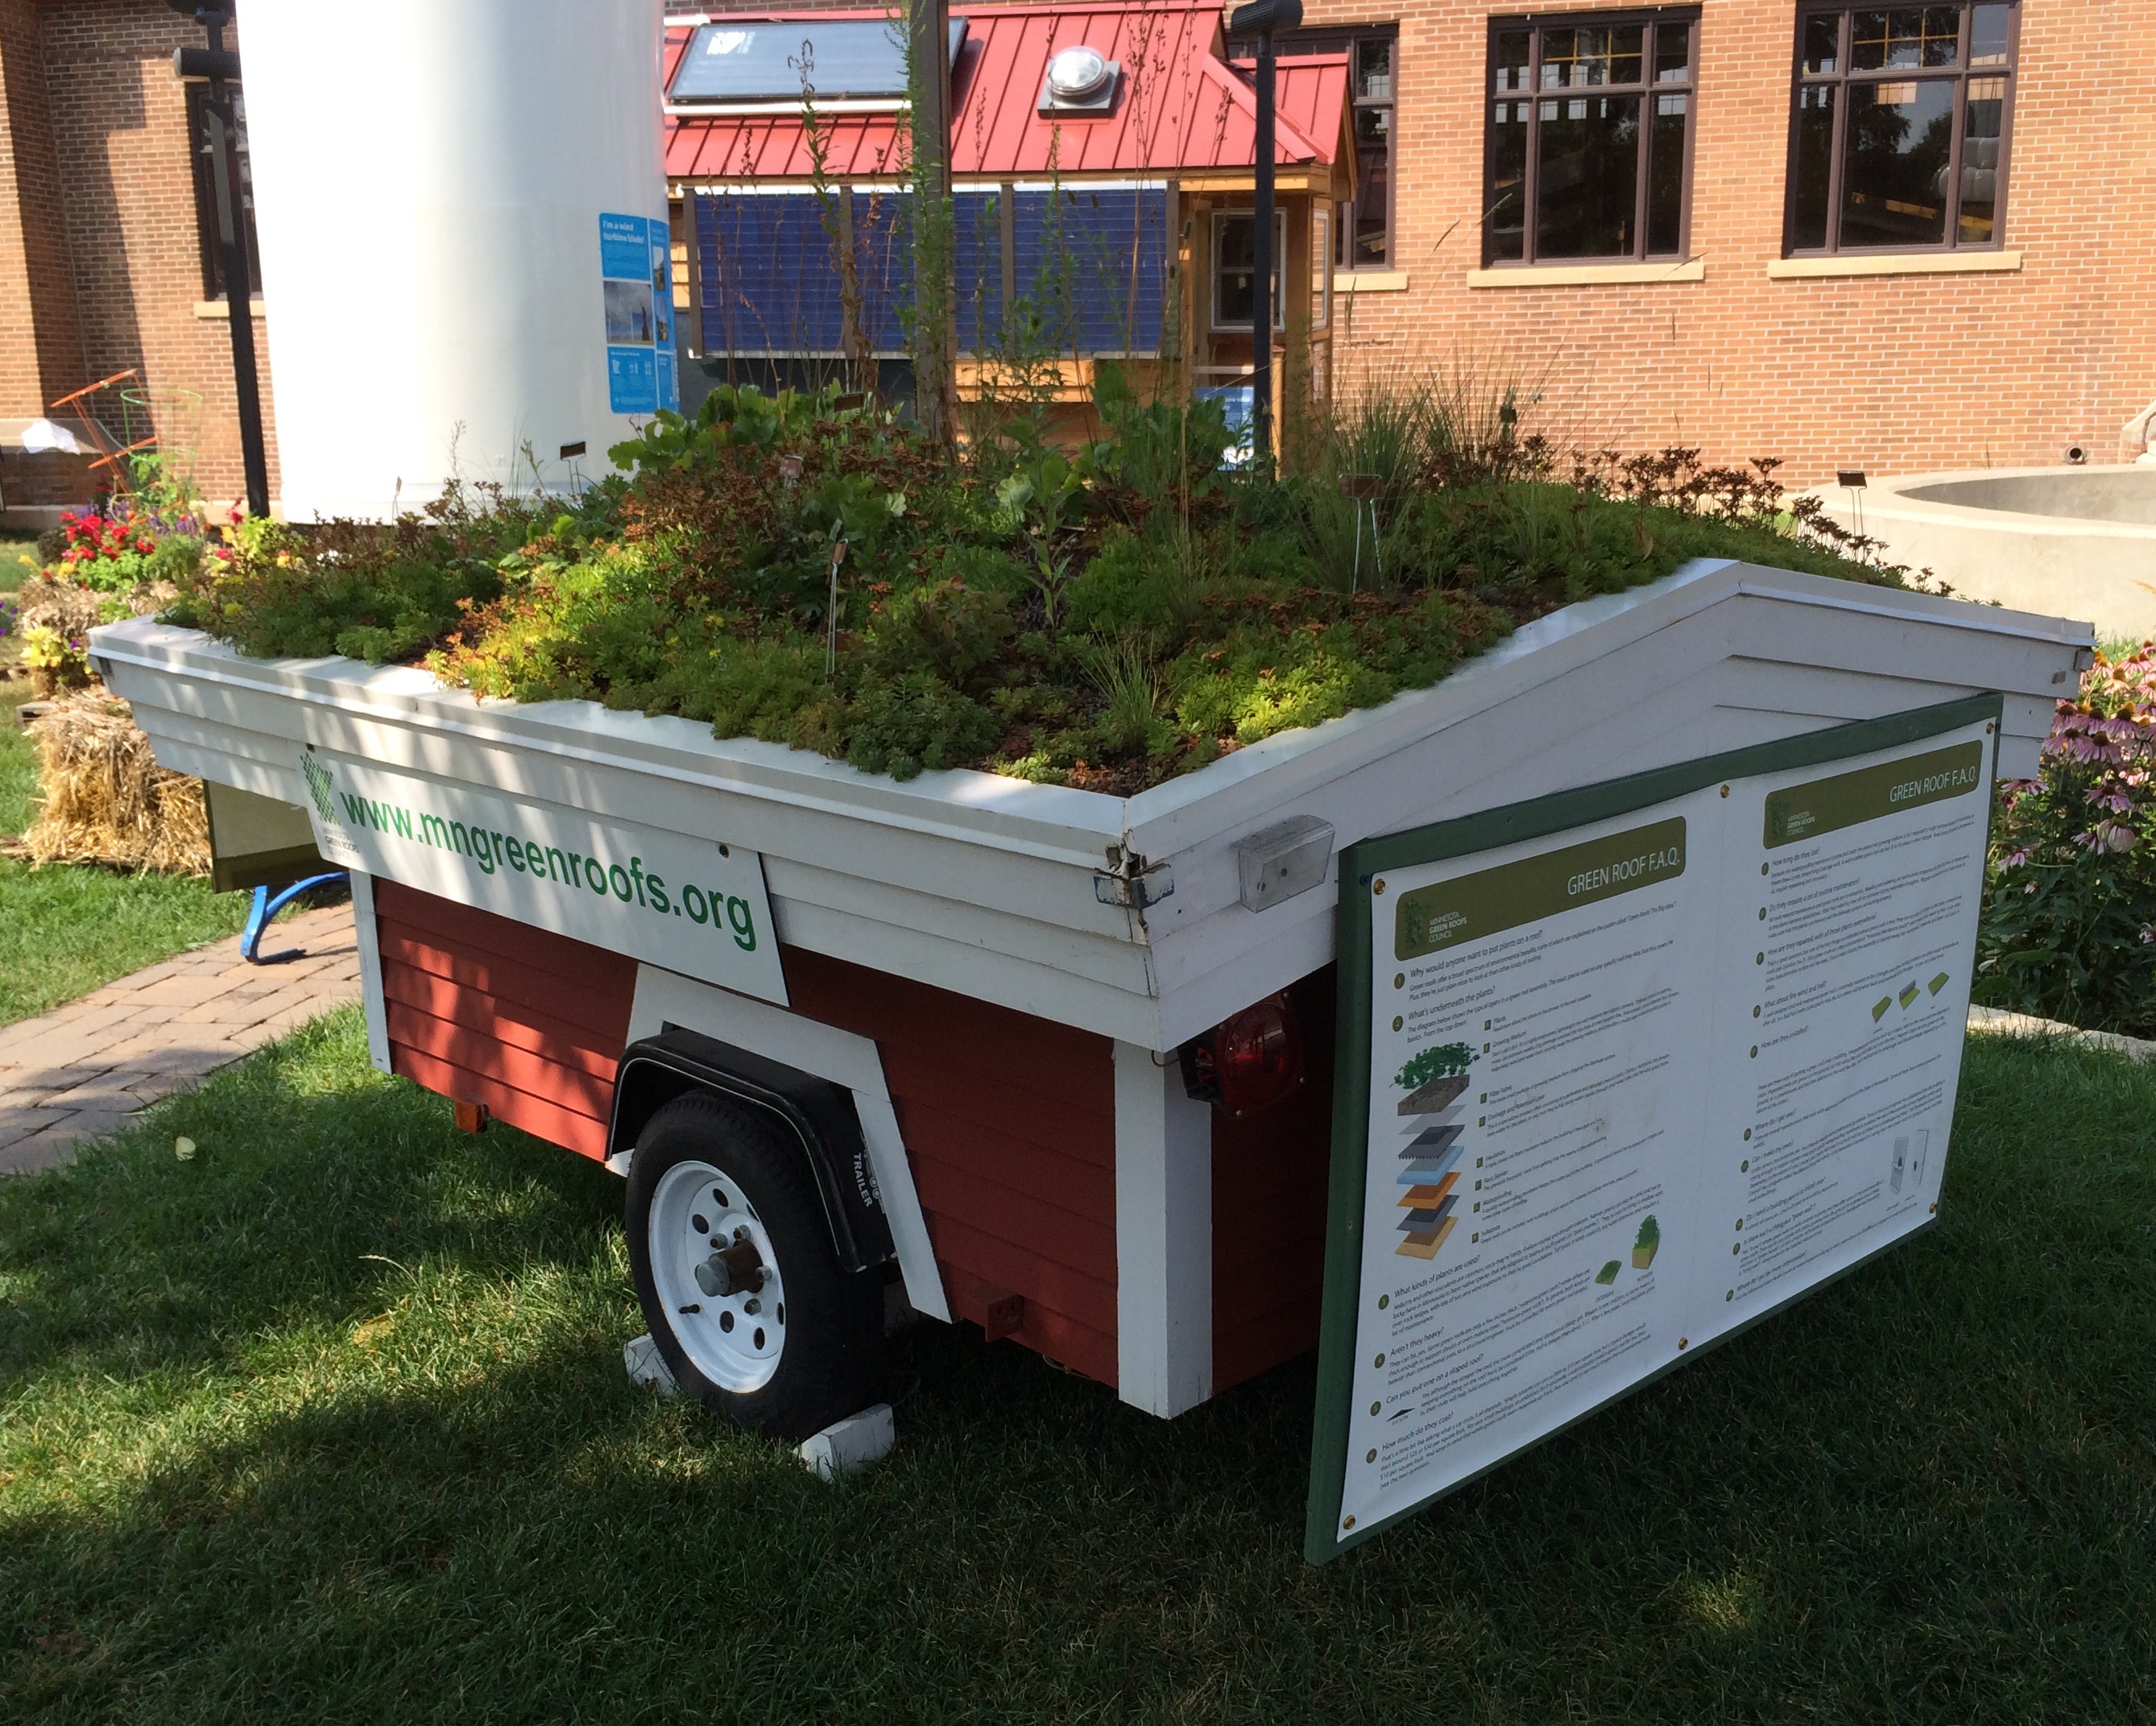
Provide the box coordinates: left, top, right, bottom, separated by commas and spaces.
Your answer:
301, 752, 337, 826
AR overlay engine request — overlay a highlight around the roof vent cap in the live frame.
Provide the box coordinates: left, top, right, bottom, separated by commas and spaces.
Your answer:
1048, 45, 1110, 100
1041, 44, 1118, 112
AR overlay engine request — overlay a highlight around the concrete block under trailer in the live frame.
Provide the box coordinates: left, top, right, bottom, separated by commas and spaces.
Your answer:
93, 560, 2088, 1452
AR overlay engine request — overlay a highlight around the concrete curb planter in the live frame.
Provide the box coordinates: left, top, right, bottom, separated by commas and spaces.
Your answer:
1810, 466, 2156, 640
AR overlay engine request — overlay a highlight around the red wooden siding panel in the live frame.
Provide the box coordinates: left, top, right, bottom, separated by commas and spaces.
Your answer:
395, 1043, 614, 1162
873, 1058, 1116, 1170
907, 1157, 1116, 1285
894, 1095, 1114, 1223
374, 882, 638, 1038
788, 950, 1115, 1113
383, 998, 618, 1123
379, 960, 621, 1082
1210, 966, 1337, 1394
366, 886, 1119, 1391
373, 880, 635, 1164
784, 946, 1119, 1387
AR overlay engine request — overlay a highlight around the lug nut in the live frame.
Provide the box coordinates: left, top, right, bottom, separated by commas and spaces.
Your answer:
694, 1237, 766, 1297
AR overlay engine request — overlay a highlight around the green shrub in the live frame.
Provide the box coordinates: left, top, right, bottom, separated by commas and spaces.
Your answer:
1064, 528, 1188, 638
845, 672, 999, 780
863, 577, 1014, 684
1977, 647, 2156, 1036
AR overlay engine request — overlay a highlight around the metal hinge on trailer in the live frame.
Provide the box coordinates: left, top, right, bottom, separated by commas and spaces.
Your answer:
1094, 852, 1174, 910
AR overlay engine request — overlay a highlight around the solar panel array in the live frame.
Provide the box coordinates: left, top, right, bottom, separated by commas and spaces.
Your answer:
695, 187, 1168, 359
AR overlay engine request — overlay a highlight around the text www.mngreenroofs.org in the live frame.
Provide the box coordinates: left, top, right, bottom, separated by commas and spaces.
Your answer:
336, 789, 758, 950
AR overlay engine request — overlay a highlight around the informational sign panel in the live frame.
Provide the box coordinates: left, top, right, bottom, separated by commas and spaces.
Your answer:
296, 744, 785, 1005
600, 211, 680, 417
1306, 697, 2000, 1562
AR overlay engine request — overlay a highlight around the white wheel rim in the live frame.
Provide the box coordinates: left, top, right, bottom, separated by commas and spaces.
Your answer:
648, 1157, 788, 1393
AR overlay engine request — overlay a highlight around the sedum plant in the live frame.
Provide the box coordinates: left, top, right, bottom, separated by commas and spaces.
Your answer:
162, 370, 1905, 790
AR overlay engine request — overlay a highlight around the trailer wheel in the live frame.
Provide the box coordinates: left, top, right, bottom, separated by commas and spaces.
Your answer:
626, 1092, 881, 1440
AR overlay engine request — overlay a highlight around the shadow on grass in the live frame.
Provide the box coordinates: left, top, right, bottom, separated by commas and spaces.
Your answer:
2, 1015, 2151, 1723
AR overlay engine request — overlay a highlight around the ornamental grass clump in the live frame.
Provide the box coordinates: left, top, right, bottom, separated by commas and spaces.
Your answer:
1977, 645, 2156, 1037
163, 368, 1905, 791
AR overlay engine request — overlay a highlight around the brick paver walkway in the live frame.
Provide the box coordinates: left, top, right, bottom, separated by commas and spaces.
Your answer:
0, 900, 361, 1177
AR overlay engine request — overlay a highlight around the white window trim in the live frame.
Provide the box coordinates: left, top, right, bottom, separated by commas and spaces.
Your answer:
1467, 259, 1706, 288
1766, 250, 2022, 279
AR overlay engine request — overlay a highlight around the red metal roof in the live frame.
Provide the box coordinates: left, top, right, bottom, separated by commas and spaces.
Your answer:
663, 5, 1350, 184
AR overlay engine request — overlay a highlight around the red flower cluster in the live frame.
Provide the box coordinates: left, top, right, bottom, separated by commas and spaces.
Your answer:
57, 506, 146, 566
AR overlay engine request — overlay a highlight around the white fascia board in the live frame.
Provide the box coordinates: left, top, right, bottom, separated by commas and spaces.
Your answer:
349, 871, 393, 1074
1118, 560, 1748, 859
1727, 564, 2093, 648
772, 893, 1165, 1045
1113, 1040, 1213, 1418
763, 853, 1152, 995
154, 685, 1151, 992
1139, 597, 1748, 939
1119, 560, 2085, 867
92, 623, 1128, 870
1136, 581, 2084, 1042
104, 649, 1169, 1041
120, 718, 308, 808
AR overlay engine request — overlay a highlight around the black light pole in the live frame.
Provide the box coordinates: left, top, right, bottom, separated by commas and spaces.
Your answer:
1229, 0, 1299, 471
170, 2, 269, 519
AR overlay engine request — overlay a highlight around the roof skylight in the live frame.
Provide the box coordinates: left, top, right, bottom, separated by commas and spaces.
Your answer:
670, 16, 966, 107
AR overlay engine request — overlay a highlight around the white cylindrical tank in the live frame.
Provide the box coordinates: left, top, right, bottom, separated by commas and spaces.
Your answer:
241, 0, 672, 520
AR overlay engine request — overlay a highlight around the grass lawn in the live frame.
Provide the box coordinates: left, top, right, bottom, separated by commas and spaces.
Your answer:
1, 1012, 2150, 1723
2, 536, 36, 593
0, 681, 250, 1028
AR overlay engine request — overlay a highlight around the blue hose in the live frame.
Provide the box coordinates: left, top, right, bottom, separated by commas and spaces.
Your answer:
242, 871, 349, 964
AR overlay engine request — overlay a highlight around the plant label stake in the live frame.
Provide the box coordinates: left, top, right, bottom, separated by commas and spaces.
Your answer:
1341, 473, 1384, 593
826, 538, 849, 678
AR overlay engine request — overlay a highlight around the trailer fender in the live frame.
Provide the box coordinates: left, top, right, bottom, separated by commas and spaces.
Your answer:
617, 966, 951, 1322
608, 1029, 895, 1275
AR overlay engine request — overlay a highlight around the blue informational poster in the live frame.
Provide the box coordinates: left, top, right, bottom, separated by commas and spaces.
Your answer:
1196, 384, 1256, 468
601, 211, 678, 416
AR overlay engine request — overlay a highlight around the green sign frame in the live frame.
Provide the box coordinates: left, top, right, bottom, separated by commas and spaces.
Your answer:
1304, 693, 2003, 1564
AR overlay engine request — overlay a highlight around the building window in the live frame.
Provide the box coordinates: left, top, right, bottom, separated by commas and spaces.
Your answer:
1484, 10, 1697, 266
1212, 212, 1287, 330
1341, 35, 1395, 269
1231, 26, 1397, 271
186, 85, 261, 301
1786, 4, 2017, 253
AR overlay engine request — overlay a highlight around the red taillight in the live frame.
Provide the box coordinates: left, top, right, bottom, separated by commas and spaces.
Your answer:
1202, 992, 1306, 1117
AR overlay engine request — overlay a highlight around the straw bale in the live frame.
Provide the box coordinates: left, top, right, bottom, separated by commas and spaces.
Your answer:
14, 573, 106, 639
10, 693, 211, 875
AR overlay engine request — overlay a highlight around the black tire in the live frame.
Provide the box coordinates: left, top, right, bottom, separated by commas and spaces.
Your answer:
626, 1091, 883, 1441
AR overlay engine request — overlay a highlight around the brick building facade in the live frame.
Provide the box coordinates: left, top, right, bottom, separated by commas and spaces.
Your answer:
2, 0, 2150, 526
1275, 0, 2155, 478
1, 0, 275, 522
